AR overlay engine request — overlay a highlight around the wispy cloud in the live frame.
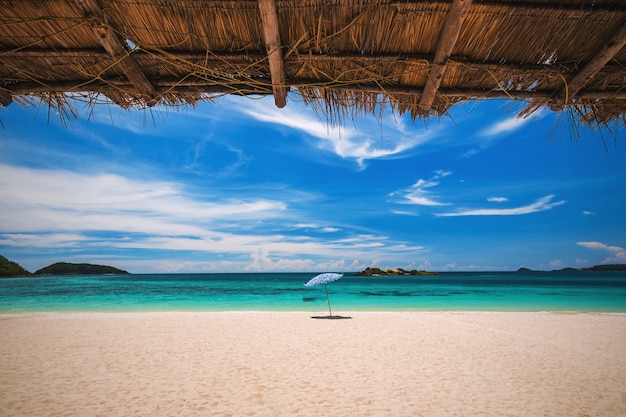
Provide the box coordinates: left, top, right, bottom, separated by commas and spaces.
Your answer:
487, 197, 508, 202
0, 233, 94, 248
390, 170, 452, 207
549, 259, 564, 269
481, 116, 531, 137
232, 96, 436, 167
438, 195, 565, 217
576, 241, 626, 263
0, 163, 422, 272
480, 110, 546, 138
455, 109, 550, 158
0, 164, 285, 234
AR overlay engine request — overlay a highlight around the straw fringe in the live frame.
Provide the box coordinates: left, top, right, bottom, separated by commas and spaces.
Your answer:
1, 0, 624, 125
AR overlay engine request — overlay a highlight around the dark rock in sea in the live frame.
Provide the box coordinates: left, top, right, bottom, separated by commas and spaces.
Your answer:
516, 267, 535, 273
354, 267, 438, 276
35, 262, 130, 276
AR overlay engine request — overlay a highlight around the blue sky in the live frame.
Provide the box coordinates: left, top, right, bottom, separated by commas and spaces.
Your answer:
1, 95, 625, 273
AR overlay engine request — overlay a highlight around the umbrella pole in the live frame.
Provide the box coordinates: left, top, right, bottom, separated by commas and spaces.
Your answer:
324, 284, 332, 316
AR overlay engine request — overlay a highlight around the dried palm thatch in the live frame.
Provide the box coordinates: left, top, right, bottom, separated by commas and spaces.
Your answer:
1, 0, 625, 127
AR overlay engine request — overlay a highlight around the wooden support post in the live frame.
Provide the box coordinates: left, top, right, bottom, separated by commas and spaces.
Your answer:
419, 0, 472, 113
74, 0, 157, 105
555, 22, 626, 102
0, 90, 12, 106
258, 0, 288, 108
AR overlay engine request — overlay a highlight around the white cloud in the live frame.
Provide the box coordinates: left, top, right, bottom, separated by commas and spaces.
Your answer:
576, 241, 626, 263
391, 170, 452, 207
245, 247, 364, 272
238, 97, 347, 140
391, 209, 418, 216
294, 223, 318, 229
481, 116, 530, 137
549, 259, 564, 269
440, 262, 486, 271
458, 110, 547, 158
0, 164, 425, 271
292, 224, 340, 233
0, 164, 285, 235
487, 197, 508, 202
0, 233, 92, 248
575, 258, 589, 267
582, 210, 594, 215
438, 195, 565, 216
232, 96, 436, 167
480, 110, 546, 138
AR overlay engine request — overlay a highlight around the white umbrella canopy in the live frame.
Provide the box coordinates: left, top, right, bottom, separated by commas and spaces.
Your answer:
304, 273, 343, 287
304, 273, 344, 317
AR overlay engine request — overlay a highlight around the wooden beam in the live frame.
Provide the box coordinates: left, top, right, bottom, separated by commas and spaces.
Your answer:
258, 0, 288, 108
74, 0, 157, 105
2, 48, 581, 75
392, 0, 625, 13
556, 22, 626, 102
419, 0, 472, 113
9, 48, 626, 86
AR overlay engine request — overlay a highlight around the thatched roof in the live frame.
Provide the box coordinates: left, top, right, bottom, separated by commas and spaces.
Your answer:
1, 0, 625, 126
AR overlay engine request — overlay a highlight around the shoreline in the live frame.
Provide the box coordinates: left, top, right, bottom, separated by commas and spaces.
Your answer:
3, 306, 626, 314
3, 309, 626, 316
2, 311, 626, 416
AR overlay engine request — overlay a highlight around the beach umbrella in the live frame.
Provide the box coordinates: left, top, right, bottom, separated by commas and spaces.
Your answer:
304, 273, 343, 316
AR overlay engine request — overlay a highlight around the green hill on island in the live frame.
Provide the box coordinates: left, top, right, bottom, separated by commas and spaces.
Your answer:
0, 255, 34, 278
35, 262, 129, 276
518, 264, 626, 273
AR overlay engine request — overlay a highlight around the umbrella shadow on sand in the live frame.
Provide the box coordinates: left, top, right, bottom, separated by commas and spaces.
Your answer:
305, 273, 351, 320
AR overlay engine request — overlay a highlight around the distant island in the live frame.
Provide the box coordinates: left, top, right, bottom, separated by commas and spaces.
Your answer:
0, 255, 129, 278
0, 255, 34, 278
517, 264, 626, 273
35, 262, 129, 276
354, 267, 438, 276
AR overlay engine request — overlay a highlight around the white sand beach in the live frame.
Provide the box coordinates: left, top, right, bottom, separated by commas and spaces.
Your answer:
1, 312, 625, 417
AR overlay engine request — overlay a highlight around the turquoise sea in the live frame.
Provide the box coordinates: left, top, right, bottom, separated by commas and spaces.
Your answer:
1, 271, 626, 313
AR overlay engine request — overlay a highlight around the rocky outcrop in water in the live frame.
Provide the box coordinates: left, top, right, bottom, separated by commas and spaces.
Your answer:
354, 267, 438, 276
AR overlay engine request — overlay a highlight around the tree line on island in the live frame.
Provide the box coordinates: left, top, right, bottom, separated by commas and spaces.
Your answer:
354, 264, 626, 276
517, 265, 626, 273
0, 255, 129, 278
